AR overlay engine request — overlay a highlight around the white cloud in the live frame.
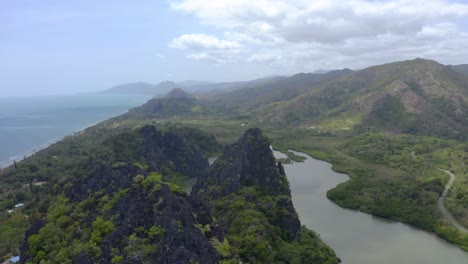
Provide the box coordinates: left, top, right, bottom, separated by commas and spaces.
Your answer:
169, 33, 240, 50
169, 33, 242, 63
169, 0, 468, 69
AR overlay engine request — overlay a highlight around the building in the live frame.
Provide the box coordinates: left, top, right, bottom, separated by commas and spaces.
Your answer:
9, 256, 20, 263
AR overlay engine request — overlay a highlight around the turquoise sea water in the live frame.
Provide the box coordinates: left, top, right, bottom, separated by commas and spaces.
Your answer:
0, 94, 149, 168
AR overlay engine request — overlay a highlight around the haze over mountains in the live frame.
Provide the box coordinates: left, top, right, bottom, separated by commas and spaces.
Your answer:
232, 58, 468, 139
120, 58, 468, 140
449, 64, 468, 76
102, 61, 468, 99
101, 76, 286, 96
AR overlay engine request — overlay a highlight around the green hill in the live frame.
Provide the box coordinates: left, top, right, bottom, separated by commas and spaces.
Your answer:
102, 81, 179, 96
448, 64, 468, 76
223, 59, 468, 139
206, 69, 353, 112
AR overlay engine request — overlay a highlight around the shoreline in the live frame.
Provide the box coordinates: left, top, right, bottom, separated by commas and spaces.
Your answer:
0, 121, 99, 169
0, 93, 150, 170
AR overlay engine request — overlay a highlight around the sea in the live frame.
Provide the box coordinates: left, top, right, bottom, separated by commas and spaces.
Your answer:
0, 94, 150, 168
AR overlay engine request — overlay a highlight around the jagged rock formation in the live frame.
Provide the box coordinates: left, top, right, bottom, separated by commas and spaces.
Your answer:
192, 128, 339, 263
102, 125, 209, 180
192, 128, 300, 239
193, 128, 291, 198
17, 126, 339, 264
19, 127, 221, 264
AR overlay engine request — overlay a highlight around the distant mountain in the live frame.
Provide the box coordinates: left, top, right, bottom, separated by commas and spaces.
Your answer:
153, 81, 180, 94
248, 58, 468, 138
125, 88, 209, 119
100, 76, 286, 96
101, 82, 156, 94
181, 75, 286, 93
313, 69, 333, 74
207, 68, 354, 111
102, 81, 179, 96
448, 64, 468, 76
177, 80, 213, 86
103, 59, 467, 138
165, 87, 193, 99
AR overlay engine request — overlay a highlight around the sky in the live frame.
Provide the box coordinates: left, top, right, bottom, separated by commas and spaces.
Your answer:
2, 0, 468, 97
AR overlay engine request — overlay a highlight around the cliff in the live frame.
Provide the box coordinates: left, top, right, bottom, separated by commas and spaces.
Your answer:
192, 128, 339, 263
17, 127, 339, 263
19, 127, 221, 263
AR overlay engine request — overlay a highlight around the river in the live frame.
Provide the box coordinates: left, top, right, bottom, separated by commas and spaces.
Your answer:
277, 150, 468, 264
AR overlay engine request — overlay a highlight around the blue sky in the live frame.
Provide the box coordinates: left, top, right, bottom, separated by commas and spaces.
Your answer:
2, 0, 468, 97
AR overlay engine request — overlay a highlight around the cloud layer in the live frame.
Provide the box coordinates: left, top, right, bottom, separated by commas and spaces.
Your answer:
169, 0, 468, 70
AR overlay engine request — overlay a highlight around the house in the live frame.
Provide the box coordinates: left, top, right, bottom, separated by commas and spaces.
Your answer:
9, 256, 20, 263
33, 181, 47, 186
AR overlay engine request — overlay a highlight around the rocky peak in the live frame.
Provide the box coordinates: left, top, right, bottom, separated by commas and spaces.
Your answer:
192, 128, 301, 241
20, 126, 220, 263
165, 88, 192, 99
193, 128, 289, 199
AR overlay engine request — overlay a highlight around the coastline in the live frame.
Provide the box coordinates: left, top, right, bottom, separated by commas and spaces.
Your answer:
0, 121, 101, 169
0, 93, 151, 169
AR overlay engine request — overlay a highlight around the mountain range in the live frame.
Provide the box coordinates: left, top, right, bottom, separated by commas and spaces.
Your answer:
100, 76, 285, 96
1, 57, 468, 262
104, 59, 468, 139
201, 58, 468, 139
448, 64, 468, 76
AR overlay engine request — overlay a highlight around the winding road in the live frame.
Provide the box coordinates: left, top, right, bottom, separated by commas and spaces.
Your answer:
437, 168, 468, 233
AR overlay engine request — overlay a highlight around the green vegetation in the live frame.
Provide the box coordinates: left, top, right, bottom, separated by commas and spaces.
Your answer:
272, 131, 468, 250
210, 187, 339, 263
0, 214, 28, 257
442, 143, 468, 228
0, 124, 216, 259
1, 58, 468, 260
191, 129, 340, 263
22, 166, 206, 262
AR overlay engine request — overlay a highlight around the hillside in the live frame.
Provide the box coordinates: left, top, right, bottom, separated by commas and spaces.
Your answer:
1, 58, 468, 261
448, 64, 468, 76
186, 75, 286, 93
206, 69, 353, 112
192, 128, 340, 263
18, 126, 222, 263
0, 85, 340, 262
102, 81, 178, 96
237, 59, 468, 139
0, 125, 340, 263
101, 76, 286, 96
124, 88, 211, 120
